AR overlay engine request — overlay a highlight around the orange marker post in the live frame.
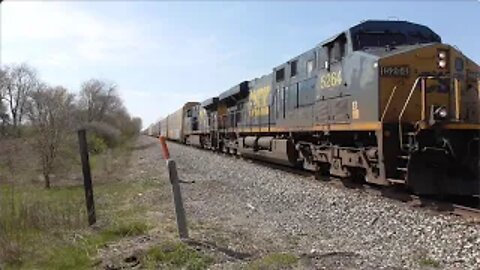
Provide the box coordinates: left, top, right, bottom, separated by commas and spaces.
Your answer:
159, 136, 170, 160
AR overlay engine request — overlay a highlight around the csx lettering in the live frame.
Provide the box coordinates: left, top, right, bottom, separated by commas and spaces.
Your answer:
320, 71, 342, 89
249, 86, 271, 116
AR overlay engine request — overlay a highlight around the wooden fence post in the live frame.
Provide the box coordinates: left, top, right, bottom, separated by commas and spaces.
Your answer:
78, 129, 96, 226
159, 136, 189, 240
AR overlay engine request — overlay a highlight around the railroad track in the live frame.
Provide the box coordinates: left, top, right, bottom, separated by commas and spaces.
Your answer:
247, 155, 480, 221
451, 204, 480, 220
170, 141, 480, 221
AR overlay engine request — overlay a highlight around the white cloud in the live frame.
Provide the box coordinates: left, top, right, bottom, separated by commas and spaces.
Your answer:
1, 1, 146, 66
0, 1, 251, 127
1, 1, 240, 70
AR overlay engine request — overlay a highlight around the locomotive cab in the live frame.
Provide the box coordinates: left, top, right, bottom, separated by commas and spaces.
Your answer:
355, 21, 480, 195
313, 20, 479, 195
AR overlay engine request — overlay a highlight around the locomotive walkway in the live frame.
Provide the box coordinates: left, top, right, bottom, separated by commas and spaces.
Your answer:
101, 135, 480, 269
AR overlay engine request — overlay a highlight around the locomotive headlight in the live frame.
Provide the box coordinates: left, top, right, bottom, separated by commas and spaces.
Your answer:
438, 59, 447, 68
438, 51, 447, 59
434, 106, 448, 120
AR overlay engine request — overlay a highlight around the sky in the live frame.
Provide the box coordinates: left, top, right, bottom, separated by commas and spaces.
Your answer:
1, 1, 479, 128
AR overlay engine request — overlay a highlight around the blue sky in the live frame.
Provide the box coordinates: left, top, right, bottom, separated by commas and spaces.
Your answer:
1, 1, 479, 127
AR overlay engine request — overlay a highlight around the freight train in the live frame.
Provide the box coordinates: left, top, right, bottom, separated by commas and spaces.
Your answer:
150, 20, 480, 196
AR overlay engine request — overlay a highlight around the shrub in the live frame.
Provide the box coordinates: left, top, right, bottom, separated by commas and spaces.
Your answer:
85, 121, 121, 148
87, 133, 107, 154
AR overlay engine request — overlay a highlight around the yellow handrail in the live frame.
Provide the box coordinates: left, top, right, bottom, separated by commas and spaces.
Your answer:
398, 75, 449, 148
380, 85, 397, 122
454, 78, 461, 121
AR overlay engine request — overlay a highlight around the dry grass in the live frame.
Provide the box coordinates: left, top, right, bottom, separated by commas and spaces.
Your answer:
0, 185, 87, 266
0, 137, 143, 269
143, 241, 214, 270
248, 252, 299, 270
0, 181, 152, 269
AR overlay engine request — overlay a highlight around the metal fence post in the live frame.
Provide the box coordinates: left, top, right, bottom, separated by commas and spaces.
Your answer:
159, 136, 189, 240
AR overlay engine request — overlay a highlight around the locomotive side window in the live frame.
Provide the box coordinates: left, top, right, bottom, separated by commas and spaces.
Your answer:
324, 33, 347, 70
276, 68, 285, 82
330, 34, 347, 62
307, 59, 314, 77
290, 61, 297, 77
318, 49, 327, 70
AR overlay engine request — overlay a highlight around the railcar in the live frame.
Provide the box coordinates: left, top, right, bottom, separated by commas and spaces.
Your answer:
160, 20, 480, 196
159, 102, 199, 142
145, 122, 160, 137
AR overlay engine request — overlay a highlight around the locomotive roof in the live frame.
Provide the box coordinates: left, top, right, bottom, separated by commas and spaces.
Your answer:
249, 73, 273, 88
348, 20, 441, 42
218, 81, 249, 104
319, 20, 440, 47
272, 20, 441, 70
201, 97, 219, 109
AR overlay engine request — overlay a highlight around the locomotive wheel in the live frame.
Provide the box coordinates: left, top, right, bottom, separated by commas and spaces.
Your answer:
314, 163, 331, 181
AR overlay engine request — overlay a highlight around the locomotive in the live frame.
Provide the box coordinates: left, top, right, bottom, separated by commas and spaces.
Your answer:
156, 20, 480, 196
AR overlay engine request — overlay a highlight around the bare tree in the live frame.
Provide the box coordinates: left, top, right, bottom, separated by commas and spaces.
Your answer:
0, 103, 8, 135
26, 85, 74, 188
78, 79, 122, 123
131, 117, 142, 135
0, 67, 6, 98
0, 68, 10, 135
3, 64, 39, 134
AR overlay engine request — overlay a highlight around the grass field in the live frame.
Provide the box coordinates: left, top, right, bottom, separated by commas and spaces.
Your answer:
0, 184, 150, 269
0, 141, 150, 269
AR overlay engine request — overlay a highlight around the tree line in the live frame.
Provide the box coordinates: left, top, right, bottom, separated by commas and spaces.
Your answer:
0, 63, 142, 188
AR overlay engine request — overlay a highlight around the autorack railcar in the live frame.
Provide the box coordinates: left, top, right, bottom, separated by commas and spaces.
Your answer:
159, 102, 199, 142
158, 20, 480, 196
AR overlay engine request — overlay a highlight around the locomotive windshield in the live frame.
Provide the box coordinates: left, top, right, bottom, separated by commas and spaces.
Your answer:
350, 21, 441, 51
353, 31, 440, 50
355, 32, 407, 49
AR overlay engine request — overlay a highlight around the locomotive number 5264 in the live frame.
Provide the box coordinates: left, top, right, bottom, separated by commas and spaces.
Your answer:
320, 70, 342, 89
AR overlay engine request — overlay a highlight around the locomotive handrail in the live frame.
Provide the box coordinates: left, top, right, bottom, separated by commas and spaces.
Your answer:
398, 75, 449, 148
380, 85, 398, 123
398, 76, 421, 149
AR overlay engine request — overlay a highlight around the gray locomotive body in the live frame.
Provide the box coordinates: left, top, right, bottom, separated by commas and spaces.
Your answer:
160, 20, 480, 196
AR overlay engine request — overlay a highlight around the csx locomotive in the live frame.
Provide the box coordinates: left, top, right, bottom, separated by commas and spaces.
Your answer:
153, 20, 480, 196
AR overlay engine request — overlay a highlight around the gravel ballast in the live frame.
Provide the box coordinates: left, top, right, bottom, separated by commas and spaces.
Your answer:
158, 138, 480, 270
